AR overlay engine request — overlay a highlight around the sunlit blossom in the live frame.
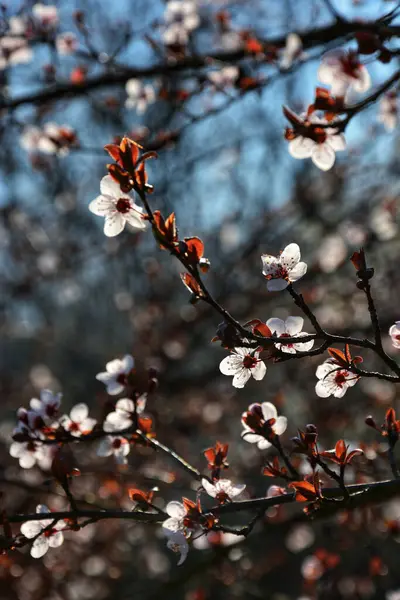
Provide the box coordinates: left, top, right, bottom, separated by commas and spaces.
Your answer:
261, 243, 307, 291
96, 354, 135, 395
241, 402, 287, 450
219, 347, 266, 388
201, 478, 245, 503
21, 505, 65, 558
318, 50, 371, 97
60, 403, 96, 437
315, 359, 358, 398
266, 316, 314, 354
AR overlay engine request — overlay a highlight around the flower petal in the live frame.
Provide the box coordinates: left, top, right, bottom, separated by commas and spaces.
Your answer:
202, 478, 217, 498
266, 318, 286, 336
288, 261, 307, 282
280, 243, 301, 270
70, 403, 89, 423
166, 501, 186, 520
288, 137, 315, 159
261, 402, 278, 421
273, 416, 288, 436
267, 279, 289, 292
88, 195, 114, 217
219, 355, 242, 376
30, 536, 49, 558
251, 361, 267, 381
104, 213, 125, 237
285, 316, 304, 336
312, 144, 336, 171
232, 368, 252, 388
100, 175, 127, 199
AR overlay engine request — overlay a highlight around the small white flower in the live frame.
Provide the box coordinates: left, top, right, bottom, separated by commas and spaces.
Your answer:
103, 395, 147, 432
208, 66, 239, 88
219, 347, 266, 388
288, 113, 346, 171
378, 92, 397, 132
0, 36, 32, 69
280, 33, 305, 70
9, 440, 53, 469
315, 359, 358, 398
29, 389, 62, 424
165, 530, 189, 566
261, 243, 307, 291
389, 322, 400, 349
162, 501, 188, 534
97, 436, 130, 464
318, 50, 371, 98
241, 402, 287, 450
164, 1, 200, 32
20, 505, 64, 558
89, 176, 146, 237
125, 79, 156, 114
201, 478, 245, 503
95, 354, 134, 395
20, 126, 43, 153
56, 32, 78, 55
32, 4, 59, 29
60, 403, 96, 437
266, 316, 314, 354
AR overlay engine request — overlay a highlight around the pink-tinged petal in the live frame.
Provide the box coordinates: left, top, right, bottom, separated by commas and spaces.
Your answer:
202, 478, 217, 498
88, 195, 114, 217
48, 531, 64, 548
166, 501, 186, 520
315, 380, 333, 398
9, 442, 24, 458
312, 144, 336, 171
104, 213, 125, 237
261, 402, 278, 421
100, 175, 127, 199
121, 355, 134, 374
105, 381, 125, 396
125, 210, 147, 231
257, 438, 272, 450
280, 243, 301, 270
285, 316, 304, 336
251, 361, 266, 381
288, 261, 307, 282
288, 137, 315, 159
126, 78, 141, 97
346, 375, 359, 388
30, 537, 49, 558
80, 418, 96, 434
241, 432, 264, 445
219, 355, 243, 375
330, 79, 350, 98
232, 368, 252, 388
353, 67, 371, 93
266, 318, 286, 336
163, 517, 181, 533
328, 133, 346, 152
267, 278, 289, 292
279, 344, 296, 354
273, 416, 288, 436
97, 438, 113, 457
261, 254, 280, 276
70, 403, 89, 423
21, 521, 42, 539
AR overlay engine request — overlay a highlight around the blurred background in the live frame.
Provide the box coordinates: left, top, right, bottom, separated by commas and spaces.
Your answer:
1, 0, 400, 599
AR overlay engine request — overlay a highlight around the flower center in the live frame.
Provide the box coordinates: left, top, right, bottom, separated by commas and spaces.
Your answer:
69, 421, 80, 432
334, 371, 347, 387
116, 198, 131, 214
242, 355, 258, 369
113, 438, 122, 449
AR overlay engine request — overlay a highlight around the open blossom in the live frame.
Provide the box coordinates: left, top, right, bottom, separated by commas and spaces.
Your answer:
287, 112, 346, 171
378, 92, 398, 132
32, 4, 59, 29
125, 79, 156, 114
20, 505, 64, 558
219, 347, 266, 388
9, 440, 53, 469
201, 478, 245, 504
163, 0, 199, 45
389, 322, 400, 349
56, 32, 78, 55
208, 66, 239, 88
60, 403, 96, 437
280, 33, 304, 70
165, 530, 189, 566
261, 243, 307, 291
163, 501, 195, 534
0, 36, 32, 70
89, 176, 146, 237
318, 50, 371, 97
103, 395, 147, 432
97, 436, 130, 464
315, 359, 358, 398
266, 316, 314, 354
241, 402, 287, 450
96, 354, 134, 395
29, 389, 62, 424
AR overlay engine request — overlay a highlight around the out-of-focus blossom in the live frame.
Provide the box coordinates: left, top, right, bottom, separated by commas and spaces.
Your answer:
318, 234, 347, 272
32, 4, 59, 29
165, 530, 189, 566
95, 354, 135, 395
378, 92, 398, 131
208, 66, 239, 88
370, 201, 398, 241
201, 478, 245, 503
318, 50, 371, 97
163, 0, 200, 46
56, 32, 78, 55
280, 33, 304, 69
261, 243, 307, 291
125, 79, 156, 114
241, 402, 287, 450
315, 359, 358, 398
97, 436, 130, 464
29, 389, 62, 424
389, 322, 400, 349
20, 505, 64, 558
38, 123, 78, 155
103, 395, 146, 432
163, 501, 192, 534
9, 440, 53, 469
89, 176, 146, 237
266, 316, 314, 354
0, 36, 32, 69
60, 403, 96, 437
219, 346, 266, 388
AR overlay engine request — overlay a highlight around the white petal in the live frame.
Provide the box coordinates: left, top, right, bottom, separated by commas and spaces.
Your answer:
106, 381, 125, 396
9, 442, 24, 458
88, 195, 114, 217
267, 278, 289, 292
288, 261, 307, 282
104, 213, 125, 237
261, 402, 278, 421
288, 137, 315, 159
266, 318, 286, 336
166, 501, 186, 520
79, 418, 96, 434
202, 478, 217, 498
120, 355, 134, 374
48, 531, 64, 548
162, 517, 182, 533
232, 368, 251, 388
280, 244, 301, 270
100, 175, 127, 199
316, 361, 334, 380
353, 67, 371, 93
273, 416, 288, 436
312, 143, 336, 171
125, 209, 147, 231
293, 333, 314, 352
19, 452, 37, 469
116, 397, 135, 413
257, 438, 272, 450
315, 380, 333, 398
30, 536, 49, 558
219, 355, 242, 376
328, 133, 346, 152
333, 385, 348, 398
261, 254, 280, 276
227, 483, 246, 497
285, 316, 304, 336
317, 62, 335, 85
21, 521, 42, 539
70, 403, 89, 423
241, 432, 265, 445
97, 438, 113, 457
251, 361, 266, 381
126, 78, 141, 97
105, 358, 124, 374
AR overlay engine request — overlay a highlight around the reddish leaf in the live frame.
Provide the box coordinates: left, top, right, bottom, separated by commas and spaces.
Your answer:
289, 480, 318, 502
245, 319, 272, 338
335, 439, 347, 461
328, 347, 348, 367
181, 272, 203, 297
184, 237, 204, 263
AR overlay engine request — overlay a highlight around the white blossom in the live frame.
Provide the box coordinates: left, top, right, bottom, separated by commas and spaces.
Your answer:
97, 436, 130, 464
261, 243, 307, 291
389, 322, 400, 349
163, 0, 200, 45
89, 176, 146, 237
103, 395, 146, 432
9, 440, 53, 469
29, 389, 62, 424
32, 4, 59, 29
378, 93, 397, 132
95, 354, 134, 395
165, 530, 189, 566
266, 316, 314, 354
162, 501, 189, 534
20, 505, 64, 558
315, 359, 358, 398
280, 33, 304, 70
125, 79, 156, 114
60, 403, 96, 437
318, 50, 371, 98
201, 478, 245, 502
219, 347, 266, 388
208, 66, 239, 88
241, 402, 287, 450
0, 36, 32, 70
56, 32, 78, 55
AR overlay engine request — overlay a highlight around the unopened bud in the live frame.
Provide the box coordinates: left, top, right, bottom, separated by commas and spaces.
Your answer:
365, 415, 377, 429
